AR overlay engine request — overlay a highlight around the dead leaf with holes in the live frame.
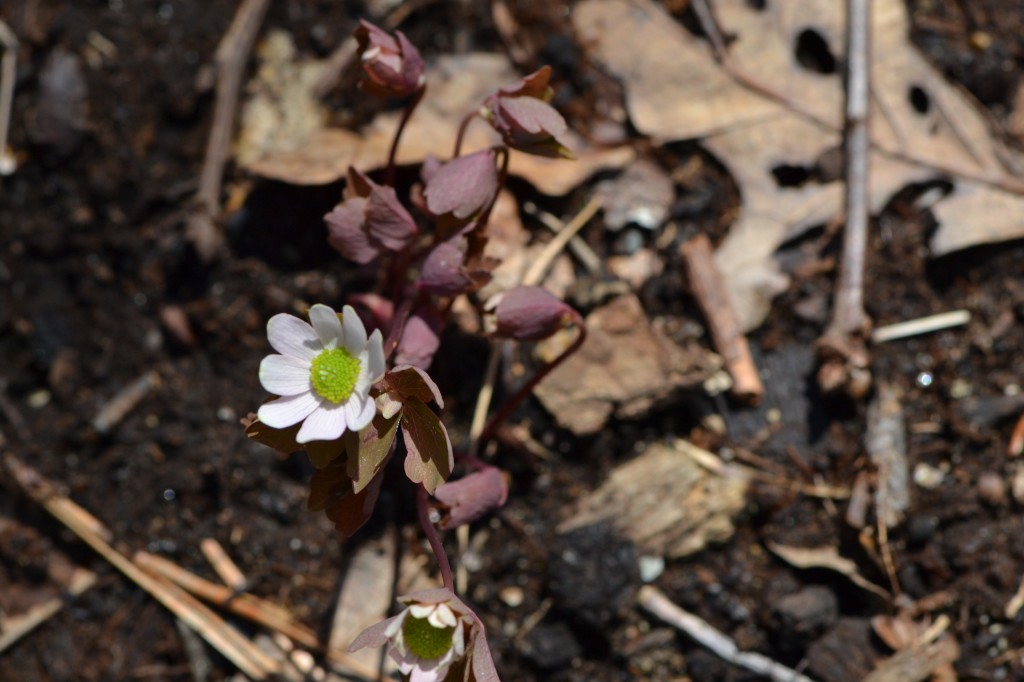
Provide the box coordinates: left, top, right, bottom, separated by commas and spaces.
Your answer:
574, 0, 1024, 330
243, 51, 634, 195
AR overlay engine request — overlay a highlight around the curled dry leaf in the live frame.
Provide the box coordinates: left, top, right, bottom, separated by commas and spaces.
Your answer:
534, 294, 718, 435
768, 542, 889, 599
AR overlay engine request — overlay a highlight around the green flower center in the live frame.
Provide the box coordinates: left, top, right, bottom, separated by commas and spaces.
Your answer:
402, 615, 455, 660
309, 348, 361, 403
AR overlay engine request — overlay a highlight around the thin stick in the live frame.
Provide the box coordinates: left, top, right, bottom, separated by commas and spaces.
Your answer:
680, 233, 764, 405
91, 371, 158, 434
4, 455, 280, 680
0, 20, 18, 175
0, 568, 97, 654
870, 310, 970, 343
467, 339, 502, 458
522, 196, 601, 287
826, 0, 871, 339
522, 201, 602, 276
134, 551, 316, 650
200, 537, 247, 590
638, 585, 820, 682
690, 0, 727, 61
188, 0, 272, 261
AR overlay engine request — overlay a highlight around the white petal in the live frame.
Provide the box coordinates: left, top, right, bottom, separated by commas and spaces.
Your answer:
345, 394, 377, 432
409, 604, 435, 619
259, 354, 312, 396
365, 329, 386, 383
342, 305, 368, 355
309, 304, 344, 350
428, 604, 457, 628
257, 392, 320, 429
267, 314, 320, 361
297, 402, 347, 443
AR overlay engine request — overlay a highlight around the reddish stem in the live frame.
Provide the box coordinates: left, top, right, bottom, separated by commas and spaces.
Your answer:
479, 315, 587, 444
385, 86, 425, 186
453, 110, 479, 159
417, 484, 454, 592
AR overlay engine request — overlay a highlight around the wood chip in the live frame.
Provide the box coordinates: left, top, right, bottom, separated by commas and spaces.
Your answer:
559, 440, 747, 558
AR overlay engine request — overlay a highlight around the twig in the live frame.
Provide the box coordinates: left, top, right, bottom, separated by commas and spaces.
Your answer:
870, 310, 970, 343
817, 0, 873, 398
91, 370, 158, 434
135, 551, 317, 647
1009, 411, 1024, 457
200, 537, 247, 590
521, 201, 602, 276
4, 454, 280, 680
0, 20, 18, 175
522, 196, 601, 287
680, 233, 764, 405
826, 0, 872, 340
638, 585, 820, 682
0, 568, 97, 654
188, 0, 271, 261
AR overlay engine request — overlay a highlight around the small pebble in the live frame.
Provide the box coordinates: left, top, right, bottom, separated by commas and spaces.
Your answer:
499, 586, 524, 608
638, 555, 665, 583
977, 472, 1006, 505
914, 463, 945, 489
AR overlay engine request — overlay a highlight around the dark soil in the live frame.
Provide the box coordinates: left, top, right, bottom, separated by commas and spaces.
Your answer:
3, 1, 1024, 680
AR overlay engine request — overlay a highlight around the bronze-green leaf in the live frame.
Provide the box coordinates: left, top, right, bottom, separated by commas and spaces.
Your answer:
383, 365, 444, 407
345, 411, 401, 494
401, 397, 453, 494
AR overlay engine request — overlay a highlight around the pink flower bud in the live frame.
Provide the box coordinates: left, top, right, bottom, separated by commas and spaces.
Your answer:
433, 467, 509, 529
483, 67, 574, 159
494, 285, 577, 341
353, 20, 425, 98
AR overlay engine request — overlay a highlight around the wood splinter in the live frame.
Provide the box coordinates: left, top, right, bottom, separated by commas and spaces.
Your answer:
680, 233, 764, 405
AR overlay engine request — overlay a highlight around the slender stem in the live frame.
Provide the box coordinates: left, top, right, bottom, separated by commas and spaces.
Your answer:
453, 110, 479, 159
385, 86, 425, 186
479, 316, 587, 444
382, 298, 413, 361
417, 485, 454, 592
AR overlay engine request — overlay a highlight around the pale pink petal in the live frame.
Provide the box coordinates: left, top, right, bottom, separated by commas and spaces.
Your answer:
349, 615, 401, 652
257, 392, 320, 429
366, 329, 386, 382
259, 354, 312, 396
296, 402, 347, 443
267, 314, 320, 361
309, 304, 344, 350
342, 305, 368, 355
345, 394, 377, 432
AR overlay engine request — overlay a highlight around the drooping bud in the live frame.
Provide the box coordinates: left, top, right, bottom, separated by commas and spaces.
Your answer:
494, 285, 578, 341
434, 467, 509, 530
482, 66, 574, 159
353, 20, 425, 98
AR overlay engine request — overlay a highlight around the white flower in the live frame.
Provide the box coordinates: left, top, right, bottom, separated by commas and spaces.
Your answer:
258, 304, 385, 443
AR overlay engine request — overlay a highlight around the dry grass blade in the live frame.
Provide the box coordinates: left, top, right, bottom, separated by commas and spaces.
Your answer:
0, 568, 97, 654
200, 537, 247, 590
4, 454, 281, 680
638, 585, 820, 682
0, 20, 17, 174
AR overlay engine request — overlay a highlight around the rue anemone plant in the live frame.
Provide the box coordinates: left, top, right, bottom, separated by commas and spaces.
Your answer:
243, 19, 583, 681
